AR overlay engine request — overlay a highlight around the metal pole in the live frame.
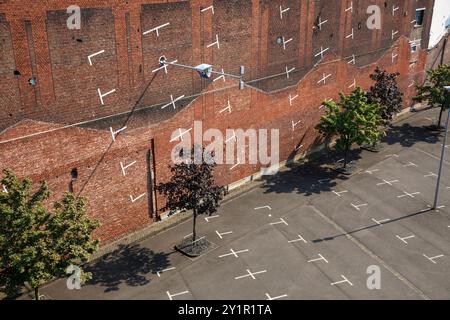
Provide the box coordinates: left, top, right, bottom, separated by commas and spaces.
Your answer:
166, 61, 242, 79
432, 86, 450, 209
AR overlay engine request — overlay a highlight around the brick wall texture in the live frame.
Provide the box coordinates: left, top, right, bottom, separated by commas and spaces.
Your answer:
0, 0, 437, 245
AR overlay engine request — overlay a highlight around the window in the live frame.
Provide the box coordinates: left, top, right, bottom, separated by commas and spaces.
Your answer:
415, 8, 425, 26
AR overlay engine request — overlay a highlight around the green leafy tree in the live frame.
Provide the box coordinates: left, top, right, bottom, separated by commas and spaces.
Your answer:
157, 146, 226, 243
367, 66, 404, 125
0, 169, 99, 300
316, 88, 384, 168
413, 64, 450, 129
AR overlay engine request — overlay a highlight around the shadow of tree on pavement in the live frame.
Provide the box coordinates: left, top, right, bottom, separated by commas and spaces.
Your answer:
86, 244, 173, 292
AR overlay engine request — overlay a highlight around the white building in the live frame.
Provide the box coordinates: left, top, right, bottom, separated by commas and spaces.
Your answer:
428, 0, 450, 48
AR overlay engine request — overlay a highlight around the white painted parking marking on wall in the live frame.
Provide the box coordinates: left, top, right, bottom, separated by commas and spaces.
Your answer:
98, 88, 116, 105
207, 34, 220, 49
219, 100, 232, 114
161, 94, 185, 110
218, 249, 249, 258
423, 254, 444, 264
120, 161, 137, 176
129, 193, 146, 203
279, 5, 290, 19
330, 275, 353, 286
143, 22, 170, 36
166, 290, 189, 300
170, 128, 192, 142
288, 235, 307, 244
215, 230, 233, 239
307, 254, 329, 263
157, 267, 175, 277
235, 269, 267, 280
396, 234, 416, 244
110, 126, 127, 141
88, 50, 105, 66
200, 5, 214, 14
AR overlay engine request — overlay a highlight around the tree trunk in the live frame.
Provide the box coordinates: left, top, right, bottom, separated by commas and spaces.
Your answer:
34, 287, 40, 300
192, 209, 197, 244
343, 143, 349, 169
438, 106, 444, 128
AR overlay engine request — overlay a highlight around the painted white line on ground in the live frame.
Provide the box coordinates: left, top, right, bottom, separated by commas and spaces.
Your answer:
288, 235, 307, 244
424, 172, 438, 178
266, 293, 288, 300
218, 249, 249, 258
384, 154, 399, 158
205, 215, 220, 222
376, 179, 399, 186
157, 267, 175, 277
166, 290, 189, 300
254, 206, 272, 210
270, 218, 288, 226
330, 275, 353, 286
351, 203, 368, 211
415, 147, 450, 166
215, 230, 233, 239
310, 206, 430, 299
307, 254, 328, 263
235, 269, 267, 280
397, 191, 421, 198
333, 190, 348, 197
404, 162, 418, 167
319, 178, 332, 184
183, 233, 193, 239
423, 254, 444, 264
365, 169, 380, 174
396, 234, 416, 244
372, 218, 391, 226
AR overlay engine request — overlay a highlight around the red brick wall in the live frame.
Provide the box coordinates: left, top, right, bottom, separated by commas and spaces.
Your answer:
0, 0, 435, 245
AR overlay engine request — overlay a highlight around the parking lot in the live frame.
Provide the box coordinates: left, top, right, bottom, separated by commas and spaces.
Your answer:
39, 108, 450, 300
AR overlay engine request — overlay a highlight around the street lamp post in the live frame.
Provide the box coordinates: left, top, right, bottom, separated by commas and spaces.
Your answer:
158, 56, 245, 89
432, 86, 450, 209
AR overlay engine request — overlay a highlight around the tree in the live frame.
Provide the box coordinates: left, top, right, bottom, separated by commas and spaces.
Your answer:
413, 64, 450, 129
0, 169, 99, 300
157, 146, 226, 245
367, 66, 403, 125
316, 87, 384, 169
